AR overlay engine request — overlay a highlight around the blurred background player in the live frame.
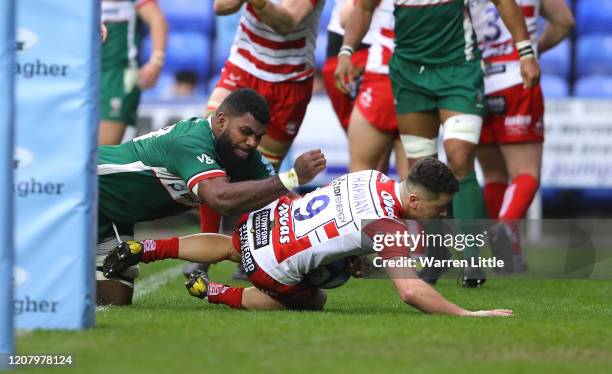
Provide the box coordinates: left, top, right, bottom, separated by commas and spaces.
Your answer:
208, 0, 325, 169
336, 0, 541, 286
96, 89, 326, 306
321, 0, 376, 132
172, 70, 199, 97
105, 158, 511, 316
470, 0, 574, 272
339, 0, 407, 178
100, 0, 168, 145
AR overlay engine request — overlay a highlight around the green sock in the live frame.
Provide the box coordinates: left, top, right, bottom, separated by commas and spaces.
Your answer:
452, 171, 487, 259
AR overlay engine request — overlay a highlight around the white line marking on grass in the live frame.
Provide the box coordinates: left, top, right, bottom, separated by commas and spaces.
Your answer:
97, 265, 183, 313
133, 265, 183, 300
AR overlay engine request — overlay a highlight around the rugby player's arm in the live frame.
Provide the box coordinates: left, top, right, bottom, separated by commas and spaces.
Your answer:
491, 0, 540, 88
138, 2, 167, 55
196, 176, 293, 216
341, 0, 378, 51
490, 0, 530, 43
248, 0, 314, 36
385, 263, 512, 317
214, 0, 246, 15
538, 0, 575, 53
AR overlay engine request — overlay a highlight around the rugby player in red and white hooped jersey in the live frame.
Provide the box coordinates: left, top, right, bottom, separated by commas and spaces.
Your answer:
321, 0, 381, 131
342, 0, 408, 178
191, 0, 325, 279
103, 158, 513, 316
469, 0, 574, 270
210, 0, 325, 170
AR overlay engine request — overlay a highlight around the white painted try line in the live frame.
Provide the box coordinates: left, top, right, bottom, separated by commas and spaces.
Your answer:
96, 265, 183, 312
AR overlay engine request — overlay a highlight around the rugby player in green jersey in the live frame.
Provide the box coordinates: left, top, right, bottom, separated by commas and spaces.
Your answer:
97, 89, 326, 305
100, 0, 168, 145
335, 0, 540, 286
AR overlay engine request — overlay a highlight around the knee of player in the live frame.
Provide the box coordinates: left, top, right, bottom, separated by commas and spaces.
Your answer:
445, 150, 475, 178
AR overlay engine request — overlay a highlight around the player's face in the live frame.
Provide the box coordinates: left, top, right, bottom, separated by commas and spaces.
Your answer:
216, 112, 267, 165
408, 192, 452, 220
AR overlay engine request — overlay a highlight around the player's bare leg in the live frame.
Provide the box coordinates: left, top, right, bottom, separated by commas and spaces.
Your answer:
393, 139, 409, 180
258, 135, 292, 171
177, 233, 240, 264
99, 120, 127, 145
102, 233, 239, 278
237, 287, 327, 311
347, 107, 395, 172
500, 142, 542, 184
440, 110, 487, 286
241, 287, 286, 310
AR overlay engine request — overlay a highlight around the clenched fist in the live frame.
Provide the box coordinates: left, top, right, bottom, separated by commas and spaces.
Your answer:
293, 149, 326, 185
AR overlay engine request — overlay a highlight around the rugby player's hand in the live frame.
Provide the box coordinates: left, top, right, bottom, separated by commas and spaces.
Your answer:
139, 62, 162, 90
294, 149, 326, 185
520, 57, 541, 88
465, 309, 513, 317
100, 22, 108, 43
349, 255, 374, 278
334, 54, 357, 95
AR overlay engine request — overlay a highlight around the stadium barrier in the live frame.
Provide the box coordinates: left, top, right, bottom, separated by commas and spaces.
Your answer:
0, 0, 15, 366
13, 0, 98, 329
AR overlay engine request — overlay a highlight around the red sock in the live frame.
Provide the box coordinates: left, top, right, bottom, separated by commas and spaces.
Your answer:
199, 204, 221, 233
483, 182, 508, 219
141, 237, 179, 263
499, 174, 539, 220
206, 282, 244, 309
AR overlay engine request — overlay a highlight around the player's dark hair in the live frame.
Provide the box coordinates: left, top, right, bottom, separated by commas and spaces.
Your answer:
218, 88, 270, 125
407, 157, 459, 197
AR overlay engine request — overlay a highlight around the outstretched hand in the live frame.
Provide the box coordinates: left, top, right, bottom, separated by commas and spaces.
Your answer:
465, 309, 514, 317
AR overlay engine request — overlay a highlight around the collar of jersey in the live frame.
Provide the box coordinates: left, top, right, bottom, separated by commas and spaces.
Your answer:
206, 115, 215, 141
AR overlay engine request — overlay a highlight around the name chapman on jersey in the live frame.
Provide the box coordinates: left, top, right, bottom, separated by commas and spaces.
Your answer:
373, 256, 505, 270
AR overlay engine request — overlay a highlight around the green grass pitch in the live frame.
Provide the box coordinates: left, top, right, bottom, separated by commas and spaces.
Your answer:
16, 260, 612, 373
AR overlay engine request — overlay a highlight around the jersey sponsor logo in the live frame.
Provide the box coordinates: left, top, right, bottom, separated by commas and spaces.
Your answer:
485, 96, 506, 115
380, 190, 398, 219
278, 202, 291, 244
331, 177, 348, 224
197, 153, 215, 164
286, 122, 297, 136
239, 223, 258, 276
505, 115, 532, 127
252, 209, 272, 250
359, 87, 373, 109
485, 63, 506, 76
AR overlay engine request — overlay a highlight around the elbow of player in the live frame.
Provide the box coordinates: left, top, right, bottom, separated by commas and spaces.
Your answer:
210, 200, 233, 216
561, 16, 576, 33
201, 194, 232, 216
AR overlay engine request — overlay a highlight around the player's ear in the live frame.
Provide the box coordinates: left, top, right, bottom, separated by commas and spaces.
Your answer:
409, 193, 419, 210
215, 110, 229, 130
